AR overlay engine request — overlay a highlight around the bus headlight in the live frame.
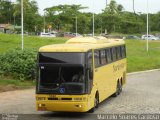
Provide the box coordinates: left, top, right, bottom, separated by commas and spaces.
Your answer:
38, 104, 42, 107
38, 103, 45, 107
75, 105, 82, 108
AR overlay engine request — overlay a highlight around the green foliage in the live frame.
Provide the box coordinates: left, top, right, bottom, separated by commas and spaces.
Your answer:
0, 0, 13, 23
0, 48, 37, 80
1, 0, 160, 34
104, 0, 124, 14
45, 4, 88, 32
0, 79, 35, 86
0, 33, 68, 81
150, 12, 160, 32
13, 0, 42, 32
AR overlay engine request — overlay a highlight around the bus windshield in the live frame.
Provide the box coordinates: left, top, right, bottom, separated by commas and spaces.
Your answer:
39, 52, 85, 64
37, 52, 86, 94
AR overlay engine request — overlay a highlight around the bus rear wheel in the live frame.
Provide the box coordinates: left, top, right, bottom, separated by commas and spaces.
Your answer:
119, 80, 122, 93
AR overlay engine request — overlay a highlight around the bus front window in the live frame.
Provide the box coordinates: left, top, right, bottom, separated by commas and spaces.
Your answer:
38, 66, 85, 94
37, 52, 86, 94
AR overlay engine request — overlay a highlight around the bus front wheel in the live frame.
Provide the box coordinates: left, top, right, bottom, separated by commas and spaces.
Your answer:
89, 93, 99, 113
113, 81, 122, 97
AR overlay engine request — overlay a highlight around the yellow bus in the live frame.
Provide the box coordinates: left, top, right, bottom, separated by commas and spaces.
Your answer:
36, 36, 126, 112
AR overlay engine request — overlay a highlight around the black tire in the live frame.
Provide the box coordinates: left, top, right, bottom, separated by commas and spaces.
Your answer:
95, 94, 99, 108
119, 81, 122, 93
89, 93, 99, 113
112, 81, 121, 97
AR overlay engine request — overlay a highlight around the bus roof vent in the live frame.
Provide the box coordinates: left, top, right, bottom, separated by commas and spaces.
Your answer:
66, 36, 110, 44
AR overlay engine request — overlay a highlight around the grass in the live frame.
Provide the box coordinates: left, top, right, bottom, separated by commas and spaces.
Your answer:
0, 34, 160, 88
0, 77, 35, 92
1, 34, 160, 73
0, 79, 35, 86
126, 40, 160, 72
0, 33, 68, 53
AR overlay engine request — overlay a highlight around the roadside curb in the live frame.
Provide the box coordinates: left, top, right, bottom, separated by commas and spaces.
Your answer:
127, 69, 160, 75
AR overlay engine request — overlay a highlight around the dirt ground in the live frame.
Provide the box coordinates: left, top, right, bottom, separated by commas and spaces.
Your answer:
0, 85, 34, 92
0, 85, 19, 92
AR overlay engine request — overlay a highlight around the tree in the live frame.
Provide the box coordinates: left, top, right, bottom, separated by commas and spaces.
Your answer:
102, 0, 124, 33
0, 0, 13, 24
45, 4, 88, 32
149, 12, 160, 32
104, 0, 124, 14
13, 0, 42, 33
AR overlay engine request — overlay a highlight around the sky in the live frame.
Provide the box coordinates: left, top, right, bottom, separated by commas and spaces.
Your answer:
11, 0, 160, 15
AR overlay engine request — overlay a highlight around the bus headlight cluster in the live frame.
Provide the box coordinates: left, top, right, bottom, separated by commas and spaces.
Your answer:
38, 103, 45, 107
38, 104, 42, 107
75, 105, 82, 108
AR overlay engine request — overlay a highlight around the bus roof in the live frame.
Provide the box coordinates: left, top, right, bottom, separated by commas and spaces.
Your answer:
39, 37, 125, 52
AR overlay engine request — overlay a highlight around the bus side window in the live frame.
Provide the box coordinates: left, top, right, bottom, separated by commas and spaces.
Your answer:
120, 46, 123, 58
94, 50, 100, 67
117, 46, 121, 59
121, 45, 126, 58
112, 47, 117, 61
106, 48, 112, 63
110, 48, 113, 62
100, 49, 106, 65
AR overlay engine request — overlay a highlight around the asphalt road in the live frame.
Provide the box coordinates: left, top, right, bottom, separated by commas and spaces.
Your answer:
0, 70, 160, 120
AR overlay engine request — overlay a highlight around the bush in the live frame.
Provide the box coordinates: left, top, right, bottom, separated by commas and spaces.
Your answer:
0, 48, 37, 80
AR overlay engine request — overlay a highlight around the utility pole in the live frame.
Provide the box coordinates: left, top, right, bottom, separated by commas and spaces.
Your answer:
133, 0, 136, 14
93, 13, 95, 37
76, 16, 77, 36
146, 0, 149, 52
43, 11, 46, 33
21, 0, 24, 50
106, 0, 108, 7
9, 0, 12, 24
92, 0, 95, 37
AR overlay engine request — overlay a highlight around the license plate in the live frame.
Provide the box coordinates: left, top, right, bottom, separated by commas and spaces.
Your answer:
48, 94, 56, 98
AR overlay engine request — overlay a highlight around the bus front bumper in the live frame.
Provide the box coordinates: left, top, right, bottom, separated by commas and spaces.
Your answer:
36, 101, 89, 112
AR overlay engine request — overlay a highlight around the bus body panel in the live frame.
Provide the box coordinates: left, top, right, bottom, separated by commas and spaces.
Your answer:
92, 59, 126, 103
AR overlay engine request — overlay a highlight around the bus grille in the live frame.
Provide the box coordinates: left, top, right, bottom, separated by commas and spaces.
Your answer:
48, 98, 58, 100
61, 98, 72, 100
48, 98, 72, 101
